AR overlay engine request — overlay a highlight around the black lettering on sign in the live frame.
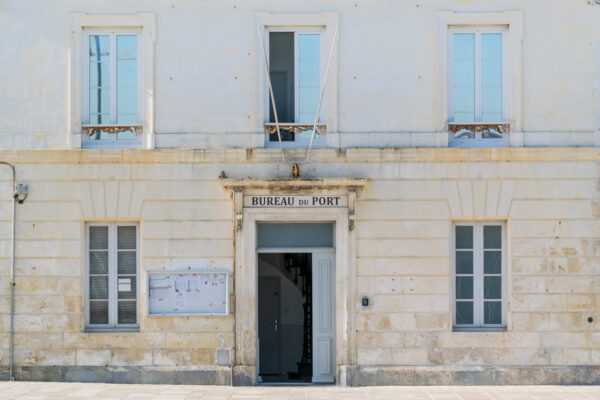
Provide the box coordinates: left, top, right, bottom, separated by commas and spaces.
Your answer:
252, 197, 259, 206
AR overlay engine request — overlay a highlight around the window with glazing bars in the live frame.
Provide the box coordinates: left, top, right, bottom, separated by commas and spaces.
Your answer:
449, 28, 507, 140
454, 223, 506, 329
87, 224, 138, 329
83, 31, 141, 142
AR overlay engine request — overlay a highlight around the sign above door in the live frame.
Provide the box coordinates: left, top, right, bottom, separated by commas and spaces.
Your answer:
220, 178, 368, 231
245, 195, 347, 208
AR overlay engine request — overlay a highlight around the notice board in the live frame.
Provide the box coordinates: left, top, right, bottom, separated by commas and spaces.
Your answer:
147, 270, 229, 316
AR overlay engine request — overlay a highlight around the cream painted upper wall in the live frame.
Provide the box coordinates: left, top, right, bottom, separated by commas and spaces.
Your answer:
0, 0, 598, 148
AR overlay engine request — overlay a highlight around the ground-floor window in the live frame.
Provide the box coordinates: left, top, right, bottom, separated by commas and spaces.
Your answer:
453, 221, 506, 330
86, 223, 139, 330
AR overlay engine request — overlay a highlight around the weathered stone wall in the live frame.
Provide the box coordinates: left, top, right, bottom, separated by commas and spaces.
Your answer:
0, 148, 597, 384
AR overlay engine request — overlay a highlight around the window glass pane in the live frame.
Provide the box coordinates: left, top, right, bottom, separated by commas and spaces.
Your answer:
90, 301, 108, 324
456, 276, 473, 299
89, 276, 108, 299
117, 35, 137, 60
89, 251, 108, 274
117, 36, 138, 125
481, 112, 502, 124
297, 34, 320, 124
455, 251, 473, 274
481, 86, 502, 122
116, 87, 137, 114
116, 130, 137, 140
89, 35, 110, 123
483, 225, 501, 248
456, 301, 473, 325
453, 86, 475, 121
118, 252, 136, 274
88, 129, 111, 140
484, 301, 502, 324
89, 226, 108, 249
482, 33, 502, 60
269, 32, 294, 124
89, 62, 110, 89
257, 223, 333, 248
481, 34, 502, 122
118, 301, 136, 324
453, 34, 475, 123
484, 251, 501, 274
118, 226, 136, 249
484, 276, 501, 299
89, 35, 110, 61
89, 89, 110, 122
455, 226, 473, 249
118, 277, 136, 300
454, 60, 475, 86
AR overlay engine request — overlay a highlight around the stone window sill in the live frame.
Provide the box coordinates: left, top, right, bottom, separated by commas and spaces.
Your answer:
453, 327, 507, 332
85, 327, 140, 333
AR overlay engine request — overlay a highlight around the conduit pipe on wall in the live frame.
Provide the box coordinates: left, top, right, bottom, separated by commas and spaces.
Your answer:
0, 162, 16, 381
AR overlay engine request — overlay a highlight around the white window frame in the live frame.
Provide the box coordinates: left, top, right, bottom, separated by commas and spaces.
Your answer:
85, 222, 140, 332
448, 27, 508, 125
452, 221, 506, 331
68, 13, 156, 149
265, 28, 326, 123
82, 28, 143, 148
436, 11, 523, 147
264, 28, 326, 148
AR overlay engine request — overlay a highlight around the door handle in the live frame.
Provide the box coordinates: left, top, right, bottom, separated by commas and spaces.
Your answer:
271, 319, 278, 332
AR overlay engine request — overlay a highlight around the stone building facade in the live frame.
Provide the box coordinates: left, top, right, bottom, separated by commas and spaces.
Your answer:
0, 0, 598, 386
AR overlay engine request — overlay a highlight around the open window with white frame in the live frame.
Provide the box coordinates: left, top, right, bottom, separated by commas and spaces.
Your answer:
86, 223, 139, 331
82, 29, 142, 147
265, 28, 326, 146
453, 222, 506, 330
448, 27, 509, 146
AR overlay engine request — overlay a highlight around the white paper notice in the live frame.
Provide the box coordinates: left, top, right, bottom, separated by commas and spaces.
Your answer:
118, 278, 131, 292
174, 291, 187, 312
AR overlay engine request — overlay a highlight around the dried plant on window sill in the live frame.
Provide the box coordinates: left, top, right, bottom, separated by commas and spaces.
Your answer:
82, 125, 143, 136
264, 123, 327, 135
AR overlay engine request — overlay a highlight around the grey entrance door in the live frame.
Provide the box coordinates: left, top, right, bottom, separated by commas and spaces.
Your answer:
258, 276, 280, 374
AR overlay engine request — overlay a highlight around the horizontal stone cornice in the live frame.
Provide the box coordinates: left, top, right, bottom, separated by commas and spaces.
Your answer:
0, 147, 598, 164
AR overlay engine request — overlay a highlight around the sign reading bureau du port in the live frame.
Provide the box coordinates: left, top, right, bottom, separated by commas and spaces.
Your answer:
245, 195, 347, 208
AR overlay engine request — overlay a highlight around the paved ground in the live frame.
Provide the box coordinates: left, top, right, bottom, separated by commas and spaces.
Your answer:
1, 382, 600, 400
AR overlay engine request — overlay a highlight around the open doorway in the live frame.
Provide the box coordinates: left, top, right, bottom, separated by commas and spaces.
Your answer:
258, 253, 312, 383
256, 222, 336, 384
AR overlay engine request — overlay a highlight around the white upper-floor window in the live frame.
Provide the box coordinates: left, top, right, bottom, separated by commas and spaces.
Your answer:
69, 13, 155, 149
436, 11, 523, 148
266, 29, 325, 145
448, 28, 508, 144
82, 29, 142, 147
